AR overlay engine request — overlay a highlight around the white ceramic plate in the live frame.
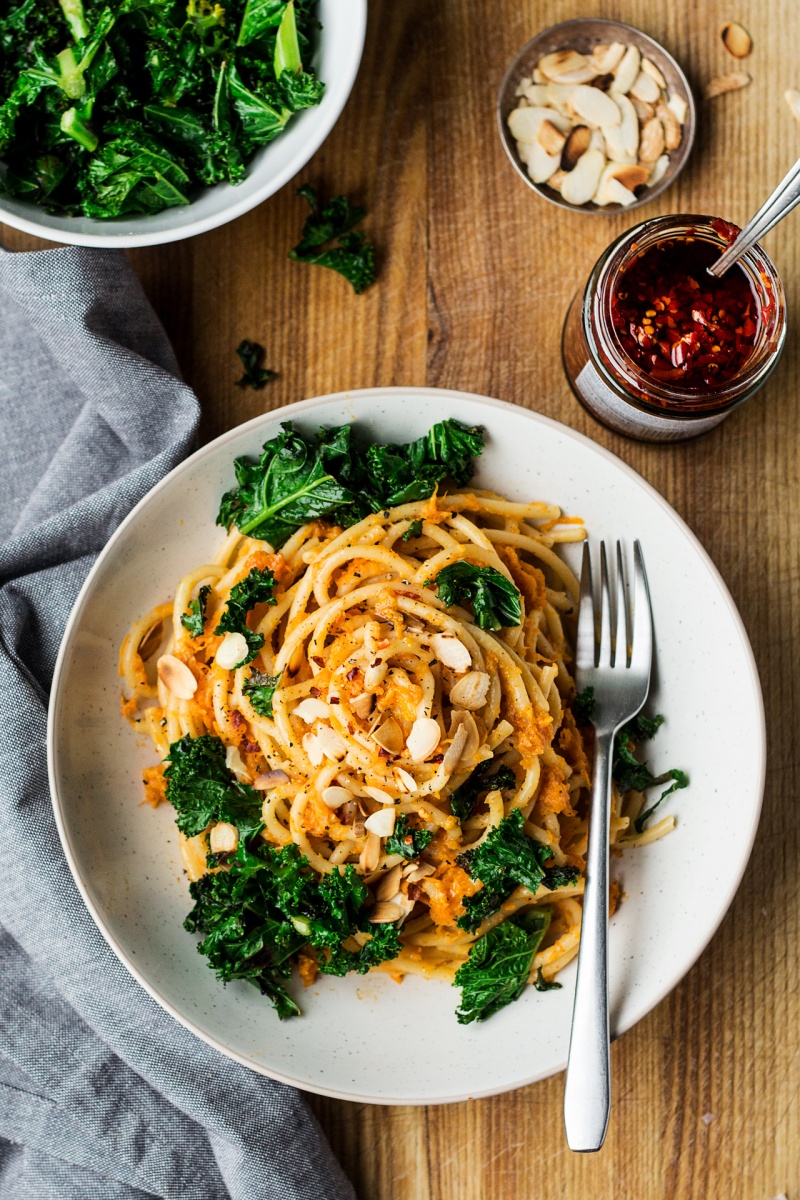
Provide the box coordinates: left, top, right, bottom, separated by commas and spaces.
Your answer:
48, 388, 765, 1104
0, 0, 366, 248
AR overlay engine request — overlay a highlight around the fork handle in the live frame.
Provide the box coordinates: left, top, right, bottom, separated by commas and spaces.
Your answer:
563, 729, 614, 1152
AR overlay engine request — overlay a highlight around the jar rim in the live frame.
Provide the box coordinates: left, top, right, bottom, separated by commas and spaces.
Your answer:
585, 214, 787, 417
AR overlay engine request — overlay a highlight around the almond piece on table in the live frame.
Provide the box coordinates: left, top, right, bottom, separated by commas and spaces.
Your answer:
538, 49, 597, 85
630, 69, 661, 104
538, 118, 567, 156
704, 72, 751, 100
667, 92, 688, 124
157, 654, 197, 700
657, 102, 682, 150
786, 88, 800, 122
646, 154, 670, 187
561, 125, 591, 169
571, 83, 620, 127
641, 58, 667, 89
612, 44, 641, 95
560, 147, 606, 206
592, 42, 626, 75
720, 20, 752, 59
638, 116, 665, 163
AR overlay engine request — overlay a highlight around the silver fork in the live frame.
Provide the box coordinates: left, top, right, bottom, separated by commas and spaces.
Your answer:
563, 541, 653, 1152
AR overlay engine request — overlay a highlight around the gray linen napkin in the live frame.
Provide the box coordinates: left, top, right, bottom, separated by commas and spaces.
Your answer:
0, 246, 355, 1200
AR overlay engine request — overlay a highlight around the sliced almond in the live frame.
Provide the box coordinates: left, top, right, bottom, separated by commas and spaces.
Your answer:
604, 177, 638, 207
364, 655, 388, 692
448, 710, 480, 764
430, 633, 471, 673
595, 162, 640, 206
638, 116, 665, 163
254, 769, 290, 790
371, 715, 405, 755
521, 82, 550, 106
613, 92, 640, 158
631, 96, 655, 123
703, 72, 751, 100
786, 89, 800, 122
364, 785, 395, 805
532, 66, 545, 83
292, 697, 330, 723
405, 861, 436, 884
350, 691, 374, 720
641, 57, 667, 90
157, 654, 197, 700
538, 49, 597, 85
322, 785, 353, 808
646, 154, 670, 187
561, 124, 591, 169
315, 724, 348, 761
215, 631, 248, 671
368, 900, 404, 924
657, 102, 682, 150
406, 716, 441, 762
442, 722, 470, 775
225, 743, 249, 779
612, 44, 641, 95
507, 105, 552, 144
591, 42, 625, 75
560, 147, 606, 206
571, 84, 620, 127
667, 92, 688, 124
609, 163, 649, 191
360, 831, 381, 873
630, 69, 661, 104
601, 125, 632, 164
514, 75, 532, 97
396, 767, 417, 792
364, 807, 396, 838
449, 670, 491, 710
376, 863, 404, 900
526, 142, 562, 184
209, 822, 238, 854
720, 20, 752, 59
547, 168, 567, 193
139, 620, 163, 661
545, 82, 577, 116
302, 731, 324, 767
538, 118, 567, 156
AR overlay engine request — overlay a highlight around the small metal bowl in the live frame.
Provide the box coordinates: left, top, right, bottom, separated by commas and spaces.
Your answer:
497, 18, 696, 214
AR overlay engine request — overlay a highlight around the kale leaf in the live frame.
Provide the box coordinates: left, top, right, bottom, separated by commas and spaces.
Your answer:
401, 519, 423, 542
216, 419, 485, 548
449, 759, 516, 822
243, 669, 282, 718
457, 808, 550, 932
235, 339, 276, 390
181, 584, 210, 639
385, 815, 432, 861
454, 907, 552, 1024
573, 686, 595, 723
435, 562, 522, 632
533, 966, 561, 992
214, 567, 277, 666
319, 922, 402, 977
289, 184, 376, 293
164, 734, 264, 843
542, 862, 581, 890
611, 718, 688, 833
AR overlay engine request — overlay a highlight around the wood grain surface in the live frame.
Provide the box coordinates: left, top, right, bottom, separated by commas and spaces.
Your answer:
4, 2, 799, 1197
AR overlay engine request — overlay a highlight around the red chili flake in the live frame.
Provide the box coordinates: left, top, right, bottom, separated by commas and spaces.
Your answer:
309, 687, 320, 698
242, 740, 259, 754
370, 657, 382, 668
311, 655, 324, 667
610, 233, 760, 390
407, 883, 422, 902
430, 753, 444, 764
378, 747, 392, 759
330, 696, 340, 704
346, 666, 360, 682
230, 710, 245, 729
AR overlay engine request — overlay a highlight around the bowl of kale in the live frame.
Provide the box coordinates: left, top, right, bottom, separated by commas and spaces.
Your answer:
0, 0, 366, 247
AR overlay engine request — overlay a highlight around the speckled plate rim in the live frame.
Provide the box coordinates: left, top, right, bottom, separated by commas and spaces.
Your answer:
47, 387, 765, 1104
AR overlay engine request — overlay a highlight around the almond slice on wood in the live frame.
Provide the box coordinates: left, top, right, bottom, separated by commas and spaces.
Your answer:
720, 20, 752, 59
785, 89, 800, 121
638, 116, 665, 163
157, 654, 197, 700
571, 83, 620, 127
561, 148, 606, 206
591, 42, 625, 75
657, 102, 682, 150
612, 44, 641, 95
538, 118, 567, 155
561, 124, 591, 169
704, 72, 751, 100
538, 49, 597, 85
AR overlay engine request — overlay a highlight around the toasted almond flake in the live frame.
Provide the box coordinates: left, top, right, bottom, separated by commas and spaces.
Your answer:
639, 116, 665, 162
641, 57, 667, 89
514, 75, 532, 96
571, 83, 620, 127
406, 862, 436, 884
646, 154, 670, 187
322, 785, 353, 808
720, 20, 752, 59
630, 69, 661, 104
225, 743, 249, 779
613, 92, 640, 158
364, 785, 395, 805
315, 724, 348, 761
350, 691, 374, 720
376, 863, 404, 900
364, 807, 396, 837
532, 67, 545, 84
292, 697, 330, 723
302, 731, 325, 767
521, 82, 551, 106
139, 620, 163, 661
657, 102, 682, 150
360, 831, 381, 873
545, 82, 577, 116
156, 654, 197, 700
591, 42, 625, 75
450, 710, 480, 763
667, 92, 688, 123
371, 715, 405, 754
538, 48, 597, 85
209, 822, 238, 854
254, 769, 290, 790
507, 105, 554, 144
631, 96, 655, 123
538, 118, 567, 155
561, 124, 591, 169
368, 900, 404, 924
547, 168, 567, 193
704, 71, 751, 100
449, 670, 491, 710
396, 767, 417, 793
561, 147, 606, 205
603, 123, 634, 165
406, 716, 441, 762
612, 44, 641, 95
526, 142, 562, 183
442, 722, 470, 775
215, 631, 249, 671
609, 163, 650, 191
604, 177, 638, 207
430, 633, 472, 673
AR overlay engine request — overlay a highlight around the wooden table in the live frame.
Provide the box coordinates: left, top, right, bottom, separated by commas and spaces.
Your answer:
5, 2, 799, 1196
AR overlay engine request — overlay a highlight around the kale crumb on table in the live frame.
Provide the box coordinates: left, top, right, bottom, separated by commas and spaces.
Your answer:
0, 0, 324, 219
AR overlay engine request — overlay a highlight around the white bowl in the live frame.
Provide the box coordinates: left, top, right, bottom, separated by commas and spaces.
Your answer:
48, 387, 765, 1104
0, 0, 366, 248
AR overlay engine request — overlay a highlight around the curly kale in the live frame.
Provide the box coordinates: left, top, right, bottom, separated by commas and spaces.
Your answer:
214, 566, 277, 666
454, 907, 553, 1024
289, 183, 376, 293
434, 562, 522, 632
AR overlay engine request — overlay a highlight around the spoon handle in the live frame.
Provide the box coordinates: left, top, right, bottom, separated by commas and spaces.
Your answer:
708, 155, 800, 277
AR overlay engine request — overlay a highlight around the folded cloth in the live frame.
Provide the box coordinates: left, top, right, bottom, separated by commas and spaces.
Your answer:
0, 246, 355, 1200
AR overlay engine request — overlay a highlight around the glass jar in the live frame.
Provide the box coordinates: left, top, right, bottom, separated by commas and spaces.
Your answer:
562, 214, 787, 442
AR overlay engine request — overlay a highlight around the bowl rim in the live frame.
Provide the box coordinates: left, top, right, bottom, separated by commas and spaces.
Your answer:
0, 0, 367, 249
46, 385, 766, 1104
497, 17, 697, 215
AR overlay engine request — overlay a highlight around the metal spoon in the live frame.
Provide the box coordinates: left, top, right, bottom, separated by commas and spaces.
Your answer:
708, 154, 800, 277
